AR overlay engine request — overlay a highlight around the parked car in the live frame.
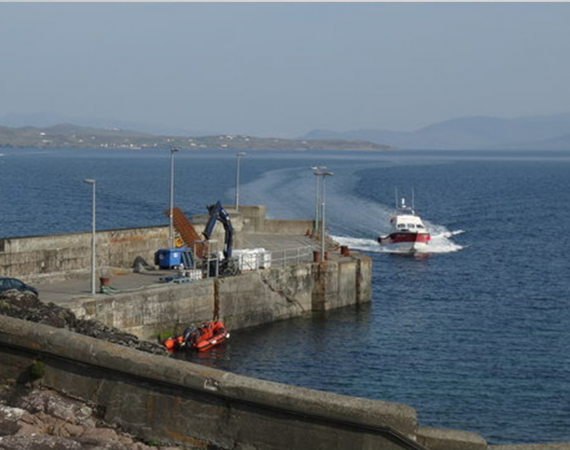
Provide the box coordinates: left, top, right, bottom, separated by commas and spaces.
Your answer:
0, 277, 38, 296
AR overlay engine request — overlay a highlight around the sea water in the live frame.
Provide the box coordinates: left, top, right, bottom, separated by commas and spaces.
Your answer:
1, 148, 569, 444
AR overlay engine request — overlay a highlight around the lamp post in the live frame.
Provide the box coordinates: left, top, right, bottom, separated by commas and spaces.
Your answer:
169, 148, 179, 248
84, 179, 97, 294
235, 152, 246, 211
314, 171, 333, 262
309, 166, 327, 237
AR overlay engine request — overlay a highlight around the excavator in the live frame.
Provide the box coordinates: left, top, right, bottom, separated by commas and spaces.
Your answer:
202, 201, 238, 276
158, 201, 238, 277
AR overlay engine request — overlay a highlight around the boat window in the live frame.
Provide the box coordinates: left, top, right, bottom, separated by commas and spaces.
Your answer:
397, 224, 406, 229
407, 224, 416, 229
417, 224, 424, 229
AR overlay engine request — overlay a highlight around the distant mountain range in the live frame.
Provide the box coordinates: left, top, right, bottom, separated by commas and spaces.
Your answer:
0, 123, 391, 152
0, 112, 212, 137
3, 111, 570, 151
304, 113, 570, 150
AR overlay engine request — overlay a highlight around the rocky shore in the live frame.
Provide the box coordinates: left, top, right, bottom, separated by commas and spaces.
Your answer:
0, 290, 165, 355
0, 384, 183, 450
0, 290, 182, 449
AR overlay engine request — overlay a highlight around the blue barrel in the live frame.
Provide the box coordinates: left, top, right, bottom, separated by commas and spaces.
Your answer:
155, 248, 190, 269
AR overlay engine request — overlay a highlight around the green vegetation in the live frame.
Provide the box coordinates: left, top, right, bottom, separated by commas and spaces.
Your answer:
29, 361, 46, 380
157, 330, 175, 343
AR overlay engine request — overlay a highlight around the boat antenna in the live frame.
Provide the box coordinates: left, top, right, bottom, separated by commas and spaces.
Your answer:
395, 187, 398, 209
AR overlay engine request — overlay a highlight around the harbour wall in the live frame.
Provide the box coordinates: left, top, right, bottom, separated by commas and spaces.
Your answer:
68, 254, 371, 340
0, 205, 313, 284
229, 205, 313, 235
0, 225, 243, 285
0, 226, 169, 284
0, 314, 489, 450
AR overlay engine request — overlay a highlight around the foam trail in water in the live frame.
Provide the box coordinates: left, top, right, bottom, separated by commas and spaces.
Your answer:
333, 236, 383, 253
239, 165, 395, 236
239, 164, 463, 254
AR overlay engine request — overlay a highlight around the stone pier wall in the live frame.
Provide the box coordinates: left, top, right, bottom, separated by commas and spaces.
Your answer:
68, 253, 371, 340
0, 226, 170, 283
0, 205, 308, 283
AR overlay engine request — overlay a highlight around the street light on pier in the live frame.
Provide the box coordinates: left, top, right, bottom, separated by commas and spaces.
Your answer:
84, 179, 97, 295
235, 152, 246, 211
309, 166, 327, 237
314, 171, 334, 262
169, 148, 179, 248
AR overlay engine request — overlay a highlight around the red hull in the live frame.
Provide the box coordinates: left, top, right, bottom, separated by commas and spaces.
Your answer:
194, 322, 229, 351
378, 232, 430, 245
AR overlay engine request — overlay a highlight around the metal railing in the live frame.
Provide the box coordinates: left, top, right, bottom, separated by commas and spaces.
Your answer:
229, 245, 314, 272
264, 245, 314, 269
192, 245, 314, 278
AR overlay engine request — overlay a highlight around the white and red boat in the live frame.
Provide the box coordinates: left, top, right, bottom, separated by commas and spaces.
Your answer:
377, 198, 431, 253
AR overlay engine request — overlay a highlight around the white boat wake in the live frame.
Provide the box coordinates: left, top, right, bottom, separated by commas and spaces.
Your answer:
333, 229, 464, 255
238, 164, 464, 255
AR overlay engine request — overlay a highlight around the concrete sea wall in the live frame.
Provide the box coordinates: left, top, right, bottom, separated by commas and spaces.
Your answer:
230, 205, 313, 235
0, 226, 170, 283
0, 315, 490, 450
70, 254, 372, 339
0, 206, 309, 283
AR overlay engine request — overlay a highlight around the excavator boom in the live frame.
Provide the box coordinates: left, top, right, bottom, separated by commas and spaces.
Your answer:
203, 201, 234, 260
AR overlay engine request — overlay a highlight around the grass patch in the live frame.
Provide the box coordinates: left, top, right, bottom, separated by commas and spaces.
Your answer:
29, 361, 45, 380
157, 330, 175, 343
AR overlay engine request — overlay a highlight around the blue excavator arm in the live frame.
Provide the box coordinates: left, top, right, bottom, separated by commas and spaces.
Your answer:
203, 201, 234, 260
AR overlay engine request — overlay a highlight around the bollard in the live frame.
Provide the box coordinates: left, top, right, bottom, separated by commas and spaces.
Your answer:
313, 250, 321, 262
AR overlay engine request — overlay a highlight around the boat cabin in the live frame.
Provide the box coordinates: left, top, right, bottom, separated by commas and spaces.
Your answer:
389, 200, 427, 233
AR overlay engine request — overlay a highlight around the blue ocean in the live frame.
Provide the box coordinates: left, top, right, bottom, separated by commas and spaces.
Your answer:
1, 148, 569, 445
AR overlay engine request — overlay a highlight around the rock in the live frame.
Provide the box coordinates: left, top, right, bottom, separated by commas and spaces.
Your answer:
17, 389, 77, 422
117, 435, 136, 447
0, 434, 83, 450
15, 423, 44, 436
0, 291, 166, 356
62, 423, 85, 438
0, 385, 185, 450
78, 427, 121, 446
0, 404, 25, 436
17, 411, 40, 426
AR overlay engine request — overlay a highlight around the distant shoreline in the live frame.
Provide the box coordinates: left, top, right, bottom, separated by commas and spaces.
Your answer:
0, 123, 395, 152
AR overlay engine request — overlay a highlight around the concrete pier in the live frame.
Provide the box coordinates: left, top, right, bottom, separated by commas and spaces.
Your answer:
0, 206, 371, 339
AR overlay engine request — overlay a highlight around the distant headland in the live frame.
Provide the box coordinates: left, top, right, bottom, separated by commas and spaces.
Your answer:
0, 123, 395, 151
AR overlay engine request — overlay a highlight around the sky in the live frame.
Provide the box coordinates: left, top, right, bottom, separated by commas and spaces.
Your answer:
1, 3, 570, 138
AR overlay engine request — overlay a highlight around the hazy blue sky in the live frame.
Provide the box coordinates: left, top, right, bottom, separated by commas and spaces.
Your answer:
1, 3, 570, 137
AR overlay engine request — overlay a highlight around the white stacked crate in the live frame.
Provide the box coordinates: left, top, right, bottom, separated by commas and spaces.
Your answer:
186, 269, 203, 281
233, 248, 271, 271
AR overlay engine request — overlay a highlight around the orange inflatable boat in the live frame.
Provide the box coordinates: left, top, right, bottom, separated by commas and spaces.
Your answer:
164, 321, 230, 352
